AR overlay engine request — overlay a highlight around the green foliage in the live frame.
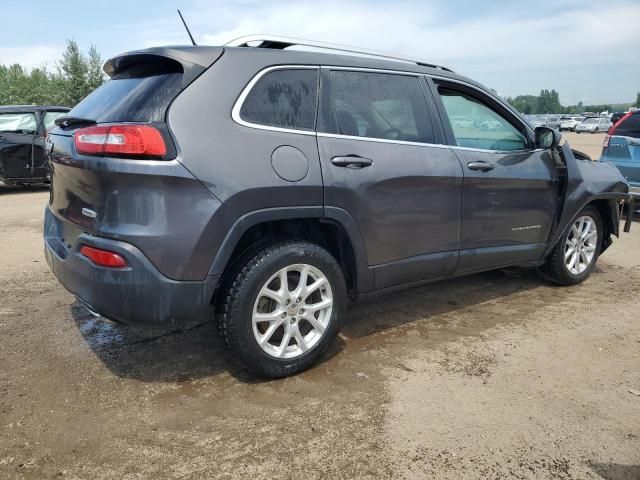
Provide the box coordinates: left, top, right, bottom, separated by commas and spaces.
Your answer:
507, 91, 635, 115
0, 40, 105, 107
635, 91, 640, 108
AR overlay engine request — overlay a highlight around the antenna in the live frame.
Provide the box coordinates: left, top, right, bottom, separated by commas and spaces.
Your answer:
177, 9, 196, 46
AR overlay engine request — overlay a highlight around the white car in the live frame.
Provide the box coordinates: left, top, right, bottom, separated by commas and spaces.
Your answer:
575, 117, 612, 133
559, 116, 585, 131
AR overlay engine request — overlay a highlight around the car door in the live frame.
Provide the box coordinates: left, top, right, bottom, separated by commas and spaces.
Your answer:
431, 79, 561, 274
0, 111, 37, 180
316, 68, 463, 290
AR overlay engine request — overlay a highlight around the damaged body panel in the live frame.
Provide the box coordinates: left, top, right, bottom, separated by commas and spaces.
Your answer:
543, 142, 630, 258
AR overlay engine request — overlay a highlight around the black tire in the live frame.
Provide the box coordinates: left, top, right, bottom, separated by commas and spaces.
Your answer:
217, 240, 347, 378
592, 127, 599, 134
539, 205, 603, 286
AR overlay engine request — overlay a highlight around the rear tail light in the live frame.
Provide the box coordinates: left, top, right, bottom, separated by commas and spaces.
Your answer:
603, 135, 610, 148
80, 245, 128, 268
74, 124, 167, 158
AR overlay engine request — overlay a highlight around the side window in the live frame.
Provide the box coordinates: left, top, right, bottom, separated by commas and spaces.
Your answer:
319, 70, 434, 143
42, 111, 67, 132
239, 68, 318, 131
438, 87, 528, 151
0, 112, 37, 135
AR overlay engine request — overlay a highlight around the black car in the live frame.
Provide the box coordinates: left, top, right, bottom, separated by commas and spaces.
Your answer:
44, 36, 632, 378
0, 105, 69, 185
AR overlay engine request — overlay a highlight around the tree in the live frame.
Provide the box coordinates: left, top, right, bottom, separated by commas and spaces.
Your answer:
58, 40, 89, 105
635, 91, 640, 108
86, 45, 105, 91
0, 40, 105, 107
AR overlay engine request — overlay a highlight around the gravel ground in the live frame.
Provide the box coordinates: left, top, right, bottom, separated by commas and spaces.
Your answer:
0, 134, 638, 479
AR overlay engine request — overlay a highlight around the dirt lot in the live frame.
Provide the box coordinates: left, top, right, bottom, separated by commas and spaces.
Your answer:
1, 134, 639, 479
562, 132, 607, 160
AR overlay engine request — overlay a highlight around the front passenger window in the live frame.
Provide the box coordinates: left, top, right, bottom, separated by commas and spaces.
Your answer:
438, 88, 528, 151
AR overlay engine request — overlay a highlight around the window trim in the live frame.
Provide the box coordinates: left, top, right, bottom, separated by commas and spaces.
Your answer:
430, 76, 537, 154
231, 65, 319, 136
231, 64, 541, 154
318, 66, 439, 146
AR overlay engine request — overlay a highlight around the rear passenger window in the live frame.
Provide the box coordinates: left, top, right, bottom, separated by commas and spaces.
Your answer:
239, 69, 318, 131
319, 71, 434, 143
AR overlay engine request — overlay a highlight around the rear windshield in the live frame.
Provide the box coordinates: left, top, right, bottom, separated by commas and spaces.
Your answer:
616, 114, 640, 136
67, 65, 182, 123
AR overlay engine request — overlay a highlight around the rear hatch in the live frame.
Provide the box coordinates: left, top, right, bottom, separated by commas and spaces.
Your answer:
48, 46, 223, 231
46, 46, 223, 279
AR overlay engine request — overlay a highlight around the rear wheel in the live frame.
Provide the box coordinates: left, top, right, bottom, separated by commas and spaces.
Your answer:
539, 206, 602, 286
218, 241, 346, 378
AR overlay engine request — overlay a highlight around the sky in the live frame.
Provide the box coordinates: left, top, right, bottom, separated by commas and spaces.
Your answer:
1, 0, 638, 105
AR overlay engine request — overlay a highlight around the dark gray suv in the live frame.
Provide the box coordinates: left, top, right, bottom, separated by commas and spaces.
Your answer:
44, 36, 632, 378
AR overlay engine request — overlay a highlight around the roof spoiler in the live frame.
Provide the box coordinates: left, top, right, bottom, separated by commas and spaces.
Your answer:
103, 46, 223, 87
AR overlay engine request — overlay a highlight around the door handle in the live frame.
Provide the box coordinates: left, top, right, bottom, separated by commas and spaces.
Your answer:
467, 161, 495, 172
331, 156, 373, 169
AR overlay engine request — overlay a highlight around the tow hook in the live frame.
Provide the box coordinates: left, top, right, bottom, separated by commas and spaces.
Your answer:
624, 195, 634, 233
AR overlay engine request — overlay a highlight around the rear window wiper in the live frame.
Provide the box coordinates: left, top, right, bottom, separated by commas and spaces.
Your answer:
54, 116, 97, 128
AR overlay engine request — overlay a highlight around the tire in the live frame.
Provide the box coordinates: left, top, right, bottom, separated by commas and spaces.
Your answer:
539, 205, 603, 286
217, 240, 347, 378
592, 128, 599, 134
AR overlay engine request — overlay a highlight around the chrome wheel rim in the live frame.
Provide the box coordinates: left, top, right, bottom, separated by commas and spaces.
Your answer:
565, 215, 597, 275
252, 264, 333, 359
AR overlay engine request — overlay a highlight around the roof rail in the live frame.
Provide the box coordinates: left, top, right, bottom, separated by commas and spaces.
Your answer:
224, 35, 454, 73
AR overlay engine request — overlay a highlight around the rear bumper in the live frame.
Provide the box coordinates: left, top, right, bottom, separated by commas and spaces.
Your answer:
44, 207, 219, 328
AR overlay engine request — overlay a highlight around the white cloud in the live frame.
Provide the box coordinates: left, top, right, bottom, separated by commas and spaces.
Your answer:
135, 0, 639, 102
0, 45, 64, 70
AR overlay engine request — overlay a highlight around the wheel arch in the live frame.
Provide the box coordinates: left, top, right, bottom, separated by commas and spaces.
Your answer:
208, 206, 372, 295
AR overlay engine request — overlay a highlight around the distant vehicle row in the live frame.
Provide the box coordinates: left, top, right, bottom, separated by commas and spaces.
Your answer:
525, 114, 613, 133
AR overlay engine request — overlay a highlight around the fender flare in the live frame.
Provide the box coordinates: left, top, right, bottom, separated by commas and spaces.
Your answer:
543, 192, 624, 259
207, 206, 373, 292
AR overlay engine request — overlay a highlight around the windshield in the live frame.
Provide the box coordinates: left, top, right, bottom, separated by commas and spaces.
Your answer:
68, 67, 183, 123
583, 118, 598, 124
43, 111, 67, 131
0, 112, 37, 134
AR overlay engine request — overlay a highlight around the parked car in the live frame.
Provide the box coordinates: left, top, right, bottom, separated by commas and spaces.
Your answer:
575, 117, 611, 133
544, 116, 562, 130
602, 110, 640, 199
0, 105, 69, 185
610, 112, 627, 125
559, 116, 584, 131
43, 36, 631, 378
529, 116, 548, 128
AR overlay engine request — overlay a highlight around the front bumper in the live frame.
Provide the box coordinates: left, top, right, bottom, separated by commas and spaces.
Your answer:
44, 206, 219, 328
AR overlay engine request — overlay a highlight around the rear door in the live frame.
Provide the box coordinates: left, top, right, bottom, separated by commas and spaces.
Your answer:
0, 111, 37, 180
317, 68, 463, 289
431, 80, 561, 273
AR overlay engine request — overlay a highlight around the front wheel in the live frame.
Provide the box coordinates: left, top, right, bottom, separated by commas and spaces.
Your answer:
217, 241, 347, 378
539, 206, 602, 286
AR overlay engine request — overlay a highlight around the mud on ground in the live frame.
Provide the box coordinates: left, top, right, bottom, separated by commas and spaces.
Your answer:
0, 184, 639, 479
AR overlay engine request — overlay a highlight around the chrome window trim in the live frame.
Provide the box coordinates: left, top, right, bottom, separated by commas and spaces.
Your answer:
231, 64, 319, 136
232, 64, 538, 156
317, 132, 449, 149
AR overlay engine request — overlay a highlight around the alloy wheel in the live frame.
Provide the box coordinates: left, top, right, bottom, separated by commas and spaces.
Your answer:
564, 216, 598, 275
252, 264, 333, 359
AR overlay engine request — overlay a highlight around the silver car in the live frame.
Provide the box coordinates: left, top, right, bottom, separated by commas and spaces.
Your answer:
559, 116, 584, 131
575, 117, 612, 133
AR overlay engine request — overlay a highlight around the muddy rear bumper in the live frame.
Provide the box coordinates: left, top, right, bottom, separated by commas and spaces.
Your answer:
44, 206, 219, 328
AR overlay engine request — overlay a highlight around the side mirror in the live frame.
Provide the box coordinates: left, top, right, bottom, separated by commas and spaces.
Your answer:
535, 126, 562, 149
